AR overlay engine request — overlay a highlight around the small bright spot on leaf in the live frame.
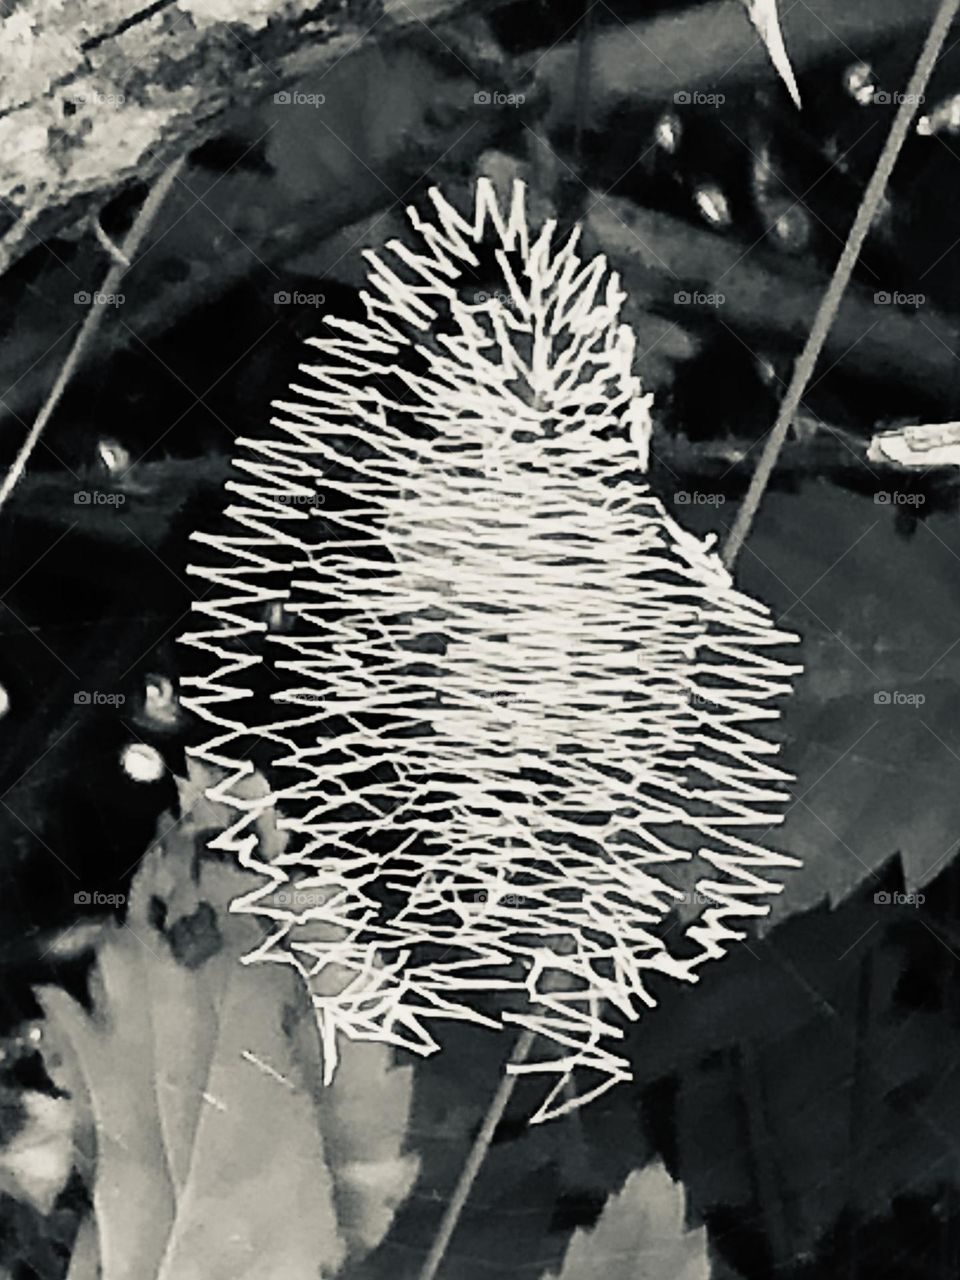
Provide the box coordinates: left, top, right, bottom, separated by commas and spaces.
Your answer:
772, 206, 812, 252
917, 93, 960, 137
844, 62, 876, 107
694, 185, 732, 227
143, 673, 180, 727
756, 357, 778, 385
654, 111, 682, 155
0, 683, 9, 719
97, 437, 131, 474
121, 742, 165, 782
751, 145, 776, 197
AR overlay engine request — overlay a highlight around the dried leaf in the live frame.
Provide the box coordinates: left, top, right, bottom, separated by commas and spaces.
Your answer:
37, 765, 420, 1279
37, 828, 329, 1278
742, 0, 801, 109
0, 1090, 74, 1214
543, 1160, 710, 1280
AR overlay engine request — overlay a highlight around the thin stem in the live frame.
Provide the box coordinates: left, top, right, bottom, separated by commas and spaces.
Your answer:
721, 0, 960, 570
417, 1026, 536, 1280
0, 155, 187, 515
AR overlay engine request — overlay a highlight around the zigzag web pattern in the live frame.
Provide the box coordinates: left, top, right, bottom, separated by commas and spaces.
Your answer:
180, 178, 802, 1122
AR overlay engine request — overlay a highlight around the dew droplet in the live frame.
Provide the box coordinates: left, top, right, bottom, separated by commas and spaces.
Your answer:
121, 742, 165, 782
771, 206, 812, 253
143, 673, 180, 727
756, 357, 778, 386
97, 437, 131, 475
844, 62, 876, 107
654, 111, 682, 155
694, 185, 731, 228
751, 144, 780, 200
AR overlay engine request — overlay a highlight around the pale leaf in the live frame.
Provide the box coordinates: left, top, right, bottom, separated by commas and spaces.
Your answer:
295, 1014, 421, 1260
65, 1218, 100, 1280
37, 821, 346, 1280
543, 1160, 710, 1280
0, 1090, 73, 1213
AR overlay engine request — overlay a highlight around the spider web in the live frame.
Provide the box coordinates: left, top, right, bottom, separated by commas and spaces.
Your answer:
180, 178, 801, 1122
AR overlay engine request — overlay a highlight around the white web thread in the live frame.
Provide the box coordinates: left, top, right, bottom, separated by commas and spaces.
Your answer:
180, 178, 802, 1123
